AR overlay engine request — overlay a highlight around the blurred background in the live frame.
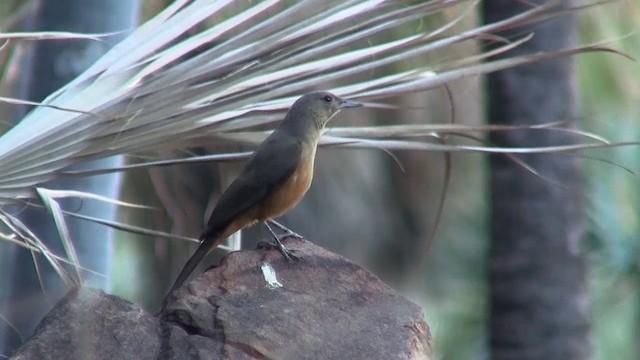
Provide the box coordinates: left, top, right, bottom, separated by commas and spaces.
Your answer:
0, 1, 639, 359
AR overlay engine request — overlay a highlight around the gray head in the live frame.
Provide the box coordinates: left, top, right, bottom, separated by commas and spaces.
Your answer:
283, 91, 361, 133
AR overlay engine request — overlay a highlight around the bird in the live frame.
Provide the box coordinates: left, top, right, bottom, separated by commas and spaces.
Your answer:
162, 91, 361, 305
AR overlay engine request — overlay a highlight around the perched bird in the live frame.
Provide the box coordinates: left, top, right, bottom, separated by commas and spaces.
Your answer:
163, 91, 361, 304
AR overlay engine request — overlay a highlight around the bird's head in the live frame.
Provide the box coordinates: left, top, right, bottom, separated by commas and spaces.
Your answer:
286, 91, 361, 132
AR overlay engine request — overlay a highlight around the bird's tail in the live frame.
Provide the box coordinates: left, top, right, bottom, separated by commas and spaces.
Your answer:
160, 228, 224, 309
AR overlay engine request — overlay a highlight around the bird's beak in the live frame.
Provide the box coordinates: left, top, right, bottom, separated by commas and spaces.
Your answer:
338, 98, 362, 109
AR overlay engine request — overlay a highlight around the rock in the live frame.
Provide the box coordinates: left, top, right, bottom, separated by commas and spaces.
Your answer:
12, 238, 432, 360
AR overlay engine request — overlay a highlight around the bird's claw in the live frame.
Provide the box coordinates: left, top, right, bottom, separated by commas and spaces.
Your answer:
279, 245, 301, 263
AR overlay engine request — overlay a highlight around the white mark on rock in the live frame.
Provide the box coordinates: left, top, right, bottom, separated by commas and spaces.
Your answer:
261, 263, 283, 289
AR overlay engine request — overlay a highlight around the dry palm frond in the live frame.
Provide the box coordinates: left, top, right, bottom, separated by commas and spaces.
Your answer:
0, 0, 632, 280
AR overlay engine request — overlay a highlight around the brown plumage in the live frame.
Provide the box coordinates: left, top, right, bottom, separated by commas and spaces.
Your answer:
162, 91, 361, 305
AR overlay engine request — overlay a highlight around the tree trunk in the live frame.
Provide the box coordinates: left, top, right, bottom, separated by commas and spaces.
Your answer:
484, 1, 590, 359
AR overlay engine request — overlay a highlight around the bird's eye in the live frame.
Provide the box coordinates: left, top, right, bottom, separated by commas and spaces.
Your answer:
323, 95, 332, 102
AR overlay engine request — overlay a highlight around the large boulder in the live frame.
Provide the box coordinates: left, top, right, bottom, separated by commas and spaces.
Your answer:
13, 238, 432, 359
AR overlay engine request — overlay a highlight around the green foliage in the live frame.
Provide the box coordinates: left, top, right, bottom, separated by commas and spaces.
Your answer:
580, 3, 640, 359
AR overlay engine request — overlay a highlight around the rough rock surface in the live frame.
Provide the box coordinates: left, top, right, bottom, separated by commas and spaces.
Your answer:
13, 238, 432, 360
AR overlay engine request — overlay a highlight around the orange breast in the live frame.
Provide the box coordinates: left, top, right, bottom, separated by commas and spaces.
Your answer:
255, 146, 315, 221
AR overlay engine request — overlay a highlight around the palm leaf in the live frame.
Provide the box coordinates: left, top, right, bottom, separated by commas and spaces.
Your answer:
0, 0, 632, 279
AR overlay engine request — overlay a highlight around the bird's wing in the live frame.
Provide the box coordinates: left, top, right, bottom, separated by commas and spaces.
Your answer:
205, 133, 303, 232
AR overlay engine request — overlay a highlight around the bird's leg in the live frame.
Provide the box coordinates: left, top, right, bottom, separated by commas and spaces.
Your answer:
263, 222, 300, 262
267, 219, 306, 241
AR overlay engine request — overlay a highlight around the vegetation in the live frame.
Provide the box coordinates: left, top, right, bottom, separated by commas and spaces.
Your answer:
0, 1, 638, 358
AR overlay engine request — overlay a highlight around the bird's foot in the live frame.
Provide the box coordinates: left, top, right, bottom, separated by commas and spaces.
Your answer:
277, 243, 301, 263
263, 221, 303, 262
